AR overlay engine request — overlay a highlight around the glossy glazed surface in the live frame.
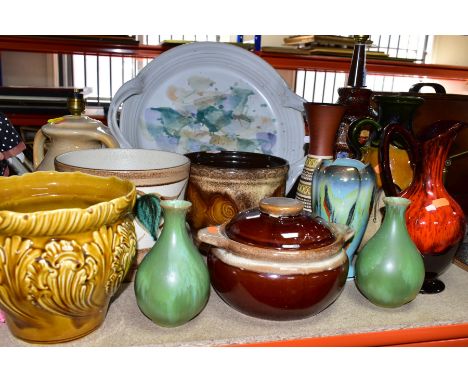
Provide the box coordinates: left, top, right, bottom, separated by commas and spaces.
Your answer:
355, 197, 425, 308
225, 203, 335, 250
312, 158, 376, 278
360, 145, 412, 190
348, 95, 423, 189
34, 114, 119, 171
208, 249, 348, 320
0, 171, 136, 343
135, 200, 210, 327
198, 196, 351, 320
335, 87, 374, 158
380, 121, 467, 293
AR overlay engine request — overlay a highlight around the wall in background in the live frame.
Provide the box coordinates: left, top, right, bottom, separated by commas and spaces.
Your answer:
0, 51, 57, 87
430, 36, 468, 66
1, 35, 468, 91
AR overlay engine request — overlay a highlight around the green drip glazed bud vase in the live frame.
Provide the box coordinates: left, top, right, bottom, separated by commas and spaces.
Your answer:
355, 197, 425, 308
134, 199, 210, 327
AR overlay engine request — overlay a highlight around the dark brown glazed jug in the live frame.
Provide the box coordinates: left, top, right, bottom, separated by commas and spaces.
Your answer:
197, 197, 353, 321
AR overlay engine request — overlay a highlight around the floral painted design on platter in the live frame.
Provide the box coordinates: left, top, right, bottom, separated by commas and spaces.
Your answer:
142, 75, 278, 154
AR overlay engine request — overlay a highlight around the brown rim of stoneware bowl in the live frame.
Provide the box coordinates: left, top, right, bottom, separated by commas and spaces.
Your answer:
186, 151, 289, 178
54, 149, 190, 187
186, 151, 288, 168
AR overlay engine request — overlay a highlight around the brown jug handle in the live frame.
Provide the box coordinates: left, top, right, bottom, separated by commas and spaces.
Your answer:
348, 117, 381, 159
379, 123, 419, 197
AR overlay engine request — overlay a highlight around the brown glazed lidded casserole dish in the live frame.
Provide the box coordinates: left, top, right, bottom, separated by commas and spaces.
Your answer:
197, 197, 354, 321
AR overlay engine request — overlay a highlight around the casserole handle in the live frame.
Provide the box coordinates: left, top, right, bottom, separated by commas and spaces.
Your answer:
197, 226, 230, 248
333, 223, 355, 244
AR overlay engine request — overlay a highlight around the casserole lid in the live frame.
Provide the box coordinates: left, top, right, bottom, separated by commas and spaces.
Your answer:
224, 197, 336, 250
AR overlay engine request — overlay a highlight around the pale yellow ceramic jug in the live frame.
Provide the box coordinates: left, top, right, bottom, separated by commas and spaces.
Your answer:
33, 91, 119, 171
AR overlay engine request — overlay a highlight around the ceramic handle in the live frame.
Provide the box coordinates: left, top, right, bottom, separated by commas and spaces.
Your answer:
88, 130, 120, 149
135, 193, 162, 241
379, 123, 419, 197
32, 129, 47, 169
281, 90, 307, 111
409, 82, 446, 94
333, 223, 355, 243
107, 78, 143, 148
197, 226, 229, 248
348, 117, 381, 159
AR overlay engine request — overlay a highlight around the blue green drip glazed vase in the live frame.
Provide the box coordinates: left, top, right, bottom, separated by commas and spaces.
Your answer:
134, 199, 210, 327
312, 157, 376, 278
355, 197, 425, 308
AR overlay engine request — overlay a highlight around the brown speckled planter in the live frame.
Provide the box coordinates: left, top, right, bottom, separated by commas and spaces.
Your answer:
185, 151, 289, 232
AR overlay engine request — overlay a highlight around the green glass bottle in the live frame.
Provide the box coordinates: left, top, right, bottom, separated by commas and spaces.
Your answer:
134, 199, 210, 327
355, 197, 424, 308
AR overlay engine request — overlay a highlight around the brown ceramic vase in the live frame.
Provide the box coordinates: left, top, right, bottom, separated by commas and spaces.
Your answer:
198, 197, 353, 321
295, 102, 346, 212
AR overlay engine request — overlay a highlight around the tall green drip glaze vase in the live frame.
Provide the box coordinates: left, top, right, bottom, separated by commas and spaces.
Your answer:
355, 197, 424, 308
134, 199, 210, 327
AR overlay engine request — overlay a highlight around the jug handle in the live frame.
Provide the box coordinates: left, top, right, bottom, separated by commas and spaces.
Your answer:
348, 118, 381, 159
379, 123, 419, 197
33, 129, 47, 169
88, 130, 120, 149
409, 82, 446, 94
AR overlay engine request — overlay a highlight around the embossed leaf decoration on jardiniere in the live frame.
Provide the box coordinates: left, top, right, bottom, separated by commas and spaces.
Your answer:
355, 197, 425, 308
311, 158, 376, 278
0, 171, 137, 343
134, 199, 210, 327
379, 120, 468, 294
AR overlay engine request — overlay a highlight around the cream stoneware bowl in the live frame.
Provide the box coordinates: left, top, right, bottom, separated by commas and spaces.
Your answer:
54, 148, 190, 274
0, 171, 136, 343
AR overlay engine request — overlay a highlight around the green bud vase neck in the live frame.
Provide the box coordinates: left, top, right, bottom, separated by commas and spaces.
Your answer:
159, 200, 192, 243
134, 200, 210, 327
379, 196, 409, 232
355, 197, 425, 308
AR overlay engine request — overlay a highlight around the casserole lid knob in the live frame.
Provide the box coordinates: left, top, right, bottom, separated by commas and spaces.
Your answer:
259, 197, 303, 217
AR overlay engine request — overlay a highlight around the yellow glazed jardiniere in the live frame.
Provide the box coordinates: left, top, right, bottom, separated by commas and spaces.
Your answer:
0, 171, 137, 343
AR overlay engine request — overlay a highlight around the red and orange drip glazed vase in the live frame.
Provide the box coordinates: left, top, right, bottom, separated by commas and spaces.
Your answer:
379, 120, 468, 294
